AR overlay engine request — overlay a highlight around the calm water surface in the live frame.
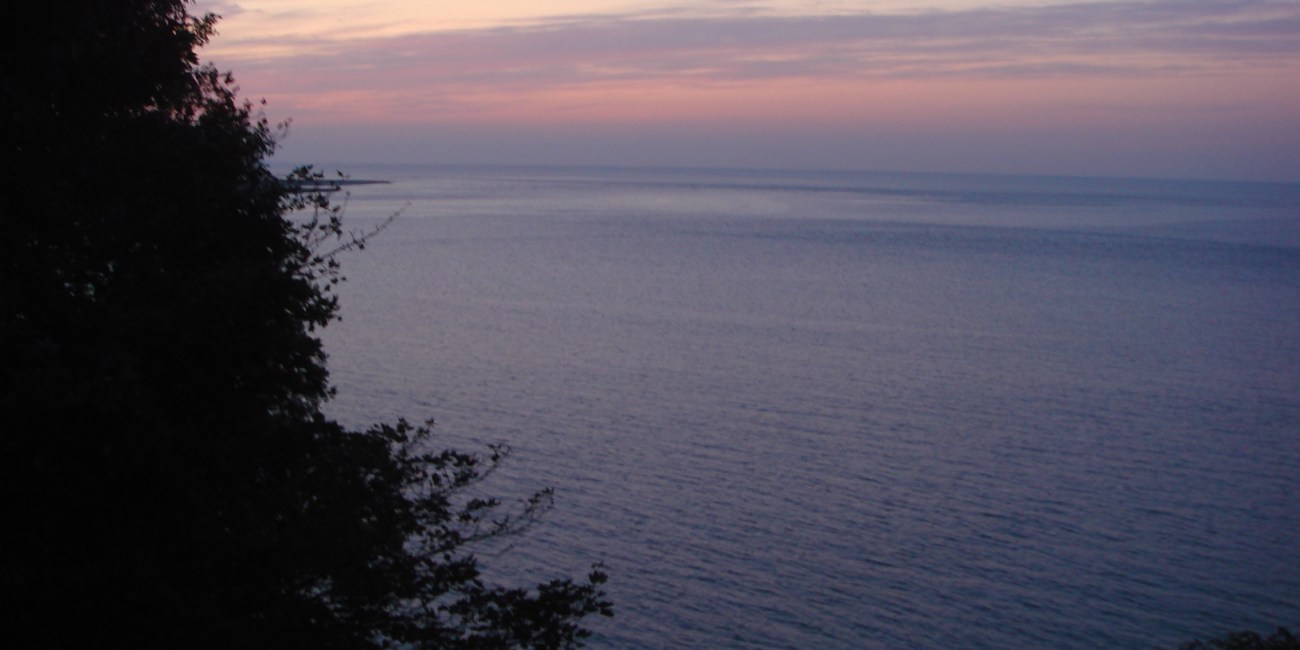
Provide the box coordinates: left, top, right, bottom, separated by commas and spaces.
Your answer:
314, 166, 1300, 648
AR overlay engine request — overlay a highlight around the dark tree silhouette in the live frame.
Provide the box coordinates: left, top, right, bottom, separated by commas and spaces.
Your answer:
0, 1, 609, 647
1179, 628, 1300, 650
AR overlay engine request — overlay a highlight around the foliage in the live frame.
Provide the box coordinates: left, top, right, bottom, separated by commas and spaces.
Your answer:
1179, 628, 1300, 650
0, 1, 609, 647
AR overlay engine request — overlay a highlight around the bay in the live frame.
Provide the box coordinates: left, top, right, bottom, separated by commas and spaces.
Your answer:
312, 165, 1300, 648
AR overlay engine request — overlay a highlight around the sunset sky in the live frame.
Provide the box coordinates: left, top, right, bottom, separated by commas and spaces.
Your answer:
193, 0, 1300, 181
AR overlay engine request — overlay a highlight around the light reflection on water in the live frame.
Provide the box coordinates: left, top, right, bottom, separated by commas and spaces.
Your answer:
316, 166, 1300, 648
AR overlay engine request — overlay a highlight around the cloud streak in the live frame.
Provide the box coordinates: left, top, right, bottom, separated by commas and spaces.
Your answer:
214, 0, 1300, 92
198, 0, 1300, 180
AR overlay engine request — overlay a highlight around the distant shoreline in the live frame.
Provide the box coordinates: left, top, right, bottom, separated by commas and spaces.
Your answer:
287, 179, 391, 192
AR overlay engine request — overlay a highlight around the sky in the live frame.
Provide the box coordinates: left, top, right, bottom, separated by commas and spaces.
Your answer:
192, 0, 1300, 181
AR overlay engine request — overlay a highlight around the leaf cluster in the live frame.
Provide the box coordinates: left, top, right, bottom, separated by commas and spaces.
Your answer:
1, 1, 609, 647
1179, 628, 1300, 650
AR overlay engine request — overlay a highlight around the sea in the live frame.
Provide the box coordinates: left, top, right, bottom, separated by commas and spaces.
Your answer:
308, 164, 1300, 649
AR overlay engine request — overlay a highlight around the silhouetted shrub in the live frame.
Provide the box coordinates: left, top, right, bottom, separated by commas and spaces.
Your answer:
1180, 628, 1299, 650
0, 1, 609, 647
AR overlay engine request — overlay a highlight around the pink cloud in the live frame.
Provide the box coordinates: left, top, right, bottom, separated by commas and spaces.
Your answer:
205, 0, 1300, 180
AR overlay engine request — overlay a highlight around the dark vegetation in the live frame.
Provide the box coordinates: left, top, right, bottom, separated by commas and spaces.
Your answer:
1178, 628, 1300, 650
0, 1, 609, 647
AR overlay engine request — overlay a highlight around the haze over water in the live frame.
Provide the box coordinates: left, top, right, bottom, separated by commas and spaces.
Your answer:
317, 165, 1300, 648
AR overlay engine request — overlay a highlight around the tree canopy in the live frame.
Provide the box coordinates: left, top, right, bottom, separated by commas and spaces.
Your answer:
1178, 628, 1300, 650
0, 1, 609, 646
